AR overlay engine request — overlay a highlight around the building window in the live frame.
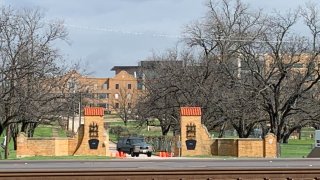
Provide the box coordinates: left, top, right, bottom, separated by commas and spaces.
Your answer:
128, 84, 132, 89
292, 63, 303, 68
98, 93, 107, 99
115, 84, 119, 89
67, 79, 76, 89
115, 93, 119, 99
103, 83, 108, 89
137, 82, 143, 90
98, 103, 107, 108
115, 103, 119, 109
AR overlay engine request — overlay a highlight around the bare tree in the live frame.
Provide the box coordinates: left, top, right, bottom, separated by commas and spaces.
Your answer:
182, 0, 268, 137
182, 0, 320, 142
112, 88, 138, 126
142, 0, 320, 143
0, 7, 72, 158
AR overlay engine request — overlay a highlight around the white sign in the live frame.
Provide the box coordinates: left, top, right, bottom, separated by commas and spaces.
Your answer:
315, 130, 320, 147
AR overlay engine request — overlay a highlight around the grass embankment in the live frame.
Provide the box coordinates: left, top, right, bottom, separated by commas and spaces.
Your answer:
107, 120, 170, 142
33, 126, 52, 137
0, 124, 67, 159
280, 139, 314, 158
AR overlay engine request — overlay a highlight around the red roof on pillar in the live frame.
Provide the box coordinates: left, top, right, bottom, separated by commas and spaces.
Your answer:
84, 107, 104, 116
180, 107, 202, 116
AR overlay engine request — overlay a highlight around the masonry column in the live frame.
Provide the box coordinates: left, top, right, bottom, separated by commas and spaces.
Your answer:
180, 107, 212, 156
264, 133, 277, 158
74, 107, 109, 156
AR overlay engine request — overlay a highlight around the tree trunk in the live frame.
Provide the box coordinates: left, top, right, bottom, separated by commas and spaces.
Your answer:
10, 124, 19, 151
13, 136, 17, 150
282, 133, 290, 144
4, 126, 10, 159
161, 124, 171, 136
0, 125, 3, 137
218, 122, 226, 138
124, 118, 128, 126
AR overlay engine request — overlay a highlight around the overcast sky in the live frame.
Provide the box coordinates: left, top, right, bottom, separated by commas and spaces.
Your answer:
5, 0, 315, 77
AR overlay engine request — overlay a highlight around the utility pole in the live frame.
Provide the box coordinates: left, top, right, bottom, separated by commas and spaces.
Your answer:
72, 92, 75, 133
79, 92, 82, 128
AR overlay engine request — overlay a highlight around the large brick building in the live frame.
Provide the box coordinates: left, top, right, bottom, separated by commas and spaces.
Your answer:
66, 69, 139, 114
63, 60, 183, 115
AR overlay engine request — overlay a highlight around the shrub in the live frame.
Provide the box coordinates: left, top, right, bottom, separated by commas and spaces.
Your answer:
109, 126, 129, 139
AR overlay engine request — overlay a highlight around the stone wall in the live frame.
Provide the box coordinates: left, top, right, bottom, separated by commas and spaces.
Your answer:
16, 133, 73, 158
237, 139, 264, 157
216, 139, 238, 156
177, 107, 277, 158
176, 134, 277, 158
16, 107, 110, 158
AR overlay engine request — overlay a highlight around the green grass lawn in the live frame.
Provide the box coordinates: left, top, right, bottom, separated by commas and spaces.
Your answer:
58, 128, 67, 137
0, 124, 67, 159
0, 136, 16, 159
107, 120, 171, 142
33, 126, 53, 137
280, 139, 314, 158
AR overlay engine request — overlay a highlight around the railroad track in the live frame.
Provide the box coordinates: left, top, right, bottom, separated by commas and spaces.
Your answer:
1, 168, 320, 179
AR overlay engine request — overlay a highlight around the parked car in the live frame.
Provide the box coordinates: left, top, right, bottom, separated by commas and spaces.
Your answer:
116, 136, 153, 157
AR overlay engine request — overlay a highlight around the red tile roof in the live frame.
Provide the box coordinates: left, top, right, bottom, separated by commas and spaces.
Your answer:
180, 107, 202, 116
84, 107, 104, 116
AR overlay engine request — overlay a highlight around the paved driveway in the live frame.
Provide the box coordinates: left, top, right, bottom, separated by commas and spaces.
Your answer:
109, 141, 172, 159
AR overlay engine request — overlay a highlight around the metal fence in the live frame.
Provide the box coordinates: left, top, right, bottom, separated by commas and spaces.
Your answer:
145, 136, 175, 152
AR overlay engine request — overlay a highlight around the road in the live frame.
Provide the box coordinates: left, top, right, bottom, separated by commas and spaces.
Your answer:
0, 159, 319, 171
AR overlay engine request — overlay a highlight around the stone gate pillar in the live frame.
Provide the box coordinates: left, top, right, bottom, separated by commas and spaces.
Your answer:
264, 133, 277, 158
180, 107, 212, 156
74, 107, 109, 156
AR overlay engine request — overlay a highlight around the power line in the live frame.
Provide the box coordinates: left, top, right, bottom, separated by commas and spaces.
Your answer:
63, 23, 181, 39
45, 20, 301, 43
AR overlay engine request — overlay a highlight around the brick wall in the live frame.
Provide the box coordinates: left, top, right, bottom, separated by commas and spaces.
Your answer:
177, 107, 277, 158
17, 133, 70, 158
238, 139, 264, 157
17, 108, 110, 158
210, 136, 276, 158
217, 139, 238, 156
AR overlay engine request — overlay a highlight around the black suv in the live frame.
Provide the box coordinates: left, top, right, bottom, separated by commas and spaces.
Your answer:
116, 137, 153, 157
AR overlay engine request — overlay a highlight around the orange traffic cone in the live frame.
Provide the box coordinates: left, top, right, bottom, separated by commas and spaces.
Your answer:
116, 151, 120, 158
119, 151, 124, 158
